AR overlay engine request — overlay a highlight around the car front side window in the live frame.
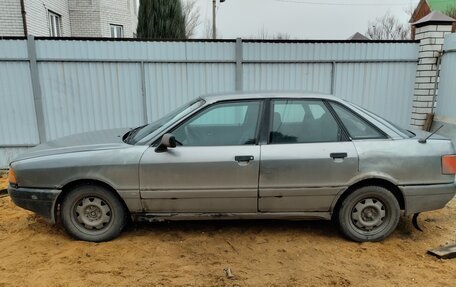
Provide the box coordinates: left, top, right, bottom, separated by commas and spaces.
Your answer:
269, 99, 343, 144
172, 101, 262, 146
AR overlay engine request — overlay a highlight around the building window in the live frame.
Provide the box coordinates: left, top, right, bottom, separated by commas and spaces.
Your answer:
110, 24, 124, 38
48, 11, 62, 37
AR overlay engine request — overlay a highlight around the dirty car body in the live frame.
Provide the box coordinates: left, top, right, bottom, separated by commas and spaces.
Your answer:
8, 93, 456, 242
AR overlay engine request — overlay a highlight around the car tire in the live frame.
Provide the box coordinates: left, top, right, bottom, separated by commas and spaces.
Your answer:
61, 184, 127, 242
337, 186, 400, 242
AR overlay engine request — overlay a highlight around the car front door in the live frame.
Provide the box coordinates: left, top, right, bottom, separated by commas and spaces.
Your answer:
139, 100, 263, 213
259, 99, 359, 212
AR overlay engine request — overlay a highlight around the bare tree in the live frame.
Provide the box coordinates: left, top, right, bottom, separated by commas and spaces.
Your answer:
366, 12, 410, 40
201, 19, 224, 39
202, 19, 214, 39
274, 32, 291, 40
249, 28, 291, 40
181, 0, 200, 38
256, 27, 270, 39
250, 27, 291, 40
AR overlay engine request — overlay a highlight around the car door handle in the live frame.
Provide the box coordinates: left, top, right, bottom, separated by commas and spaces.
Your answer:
235, 155, 254, 162
330, 152, 347, 159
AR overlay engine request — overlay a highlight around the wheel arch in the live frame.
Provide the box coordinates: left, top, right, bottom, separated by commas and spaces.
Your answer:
331, 178, 405, 219
54, 179, 130, 222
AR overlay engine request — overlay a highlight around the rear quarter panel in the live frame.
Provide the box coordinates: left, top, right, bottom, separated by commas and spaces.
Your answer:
354, 139, 455, 185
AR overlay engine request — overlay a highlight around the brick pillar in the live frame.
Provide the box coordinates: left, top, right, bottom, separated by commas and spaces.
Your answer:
410, 13, 455, 129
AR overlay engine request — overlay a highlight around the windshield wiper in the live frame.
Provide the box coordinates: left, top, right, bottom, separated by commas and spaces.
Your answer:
124, 125, 146, 144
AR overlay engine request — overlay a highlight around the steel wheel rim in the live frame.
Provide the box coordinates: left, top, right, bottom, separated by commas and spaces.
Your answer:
351, 198, 387, 232
72, 196, 112, 231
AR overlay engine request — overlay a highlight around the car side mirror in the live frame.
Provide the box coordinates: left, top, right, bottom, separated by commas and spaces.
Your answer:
155, 133, 178, 153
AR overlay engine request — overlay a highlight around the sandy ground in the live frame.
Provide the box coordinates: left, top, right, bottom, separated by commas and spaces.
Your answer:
0, 172, 7, 192
0, 186, 454, 286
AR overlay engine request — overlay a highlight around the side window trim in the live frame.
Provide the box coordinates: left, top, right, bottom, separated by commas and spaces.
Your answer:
323, 100, 351, 141
254, 100, 267, 145
327, 100, 389, 140
258, 98, 271, 145
157, 99, 264, 147
266, 98, 349, 144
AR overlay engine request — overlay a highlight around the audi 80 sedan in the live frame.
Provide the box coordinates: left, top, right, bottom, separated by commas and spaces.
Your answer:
8, 93, 456, 242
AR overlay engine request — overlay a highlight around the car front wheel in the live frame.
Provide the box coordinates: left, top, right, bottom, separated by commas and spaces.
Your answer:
61, 184, 127, 242
337, 186, 400, 242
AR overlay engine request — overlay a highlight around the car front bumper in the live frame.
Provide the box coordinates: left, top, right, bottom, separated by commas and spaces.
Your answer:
8, 186, 61, 224
402, 183, 456, 215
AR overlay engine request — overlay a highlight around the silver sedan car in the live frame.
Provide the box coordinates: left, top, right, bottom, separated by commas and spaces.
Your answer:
7, 93, 456, 242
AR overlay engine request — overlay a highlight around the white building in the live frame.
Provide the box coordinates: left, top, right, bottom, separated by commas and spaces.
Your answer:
0, 0, 139, 38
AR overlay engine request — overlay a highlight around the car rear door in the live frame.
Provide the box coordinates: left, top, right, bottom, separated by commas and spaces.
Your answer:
139, 100, 263, 213
259, 99, 359, 212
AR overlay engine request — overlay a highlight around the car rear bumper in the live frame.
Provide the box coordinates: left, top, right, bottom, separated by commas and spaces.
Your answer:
8, 186, 61, 224
402, 183, 456, 215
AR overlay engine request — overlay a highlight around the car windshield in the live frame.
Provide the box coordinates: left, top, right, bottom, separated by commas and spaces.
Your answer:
345, 101, 415, 138
124, 98, 205, 144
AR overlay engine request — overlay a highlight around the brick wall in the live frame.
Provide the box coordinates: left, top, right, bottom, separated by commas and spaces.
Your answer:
24, 0, 71, 36
0, 0, 24, 36
0, 0, 137, 37
69, 0, 137, 38
69, 0, 102, 37
131, 0, 138, 36
410, 24, 453, 128
99, 0, 137, 37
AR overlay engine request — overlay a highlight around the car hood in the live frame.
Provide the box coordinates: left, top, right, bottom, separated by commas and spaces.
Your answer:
12, 128, 132, 162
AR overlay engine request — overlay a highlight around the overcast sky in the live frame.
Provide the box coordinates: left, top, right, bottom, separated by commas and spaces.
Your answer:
189, 0, 421, 39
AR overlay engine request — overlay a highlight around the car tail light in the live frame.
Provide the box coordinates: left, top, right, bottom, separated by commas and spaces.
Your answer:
8, 168, 17, 185
442, 155, 456, 174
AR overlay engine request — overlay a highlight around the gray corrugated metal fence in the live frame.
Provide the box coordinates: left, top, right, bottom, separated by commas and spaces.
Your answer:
436, 34, 456, 122
434, 33, 456, 142
0, 37, 419, 167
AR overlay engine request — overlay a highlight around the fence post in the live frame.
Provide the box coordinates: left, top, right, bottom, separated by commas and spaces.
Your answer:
27, 35, 46, 143
140, 61, 148, 124
330, 61, 336, 95
235, 38, 243, 91
410, 12, 455, 130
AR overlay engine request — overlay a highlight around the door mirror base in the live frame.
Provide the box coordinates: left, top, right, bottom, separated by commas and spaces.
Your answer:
155, 133, 178, 153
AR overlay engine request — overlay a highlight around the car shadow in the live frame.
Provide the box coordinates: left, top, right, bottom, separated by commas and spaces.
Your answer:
22, 212, 421, 242
131, 218, 339, 237
126, 214, 419, 241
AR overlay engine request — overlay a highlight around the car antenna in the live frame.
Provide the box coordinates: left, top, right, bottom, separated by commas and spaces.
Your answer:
418, 124, 444, 144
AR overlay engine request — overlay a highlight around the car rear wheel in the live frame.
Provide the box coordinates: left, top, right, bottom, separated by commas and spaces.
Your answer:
61, 184, 127, 242
337, 186, 400, 242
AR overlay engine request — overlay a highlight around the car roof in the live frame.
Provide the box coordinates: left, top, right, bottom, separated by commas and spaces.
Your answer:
200, 91, 343, 103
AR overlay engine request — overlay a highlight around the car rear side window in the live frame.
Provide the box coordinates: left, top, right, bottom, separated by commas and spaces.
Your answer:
330, 102, 385, 140
269, 99, 344, 144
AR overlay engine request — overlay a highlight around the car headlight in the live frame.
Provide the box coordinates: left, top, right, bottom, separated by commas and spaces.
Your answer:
8, 167, 17, 185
